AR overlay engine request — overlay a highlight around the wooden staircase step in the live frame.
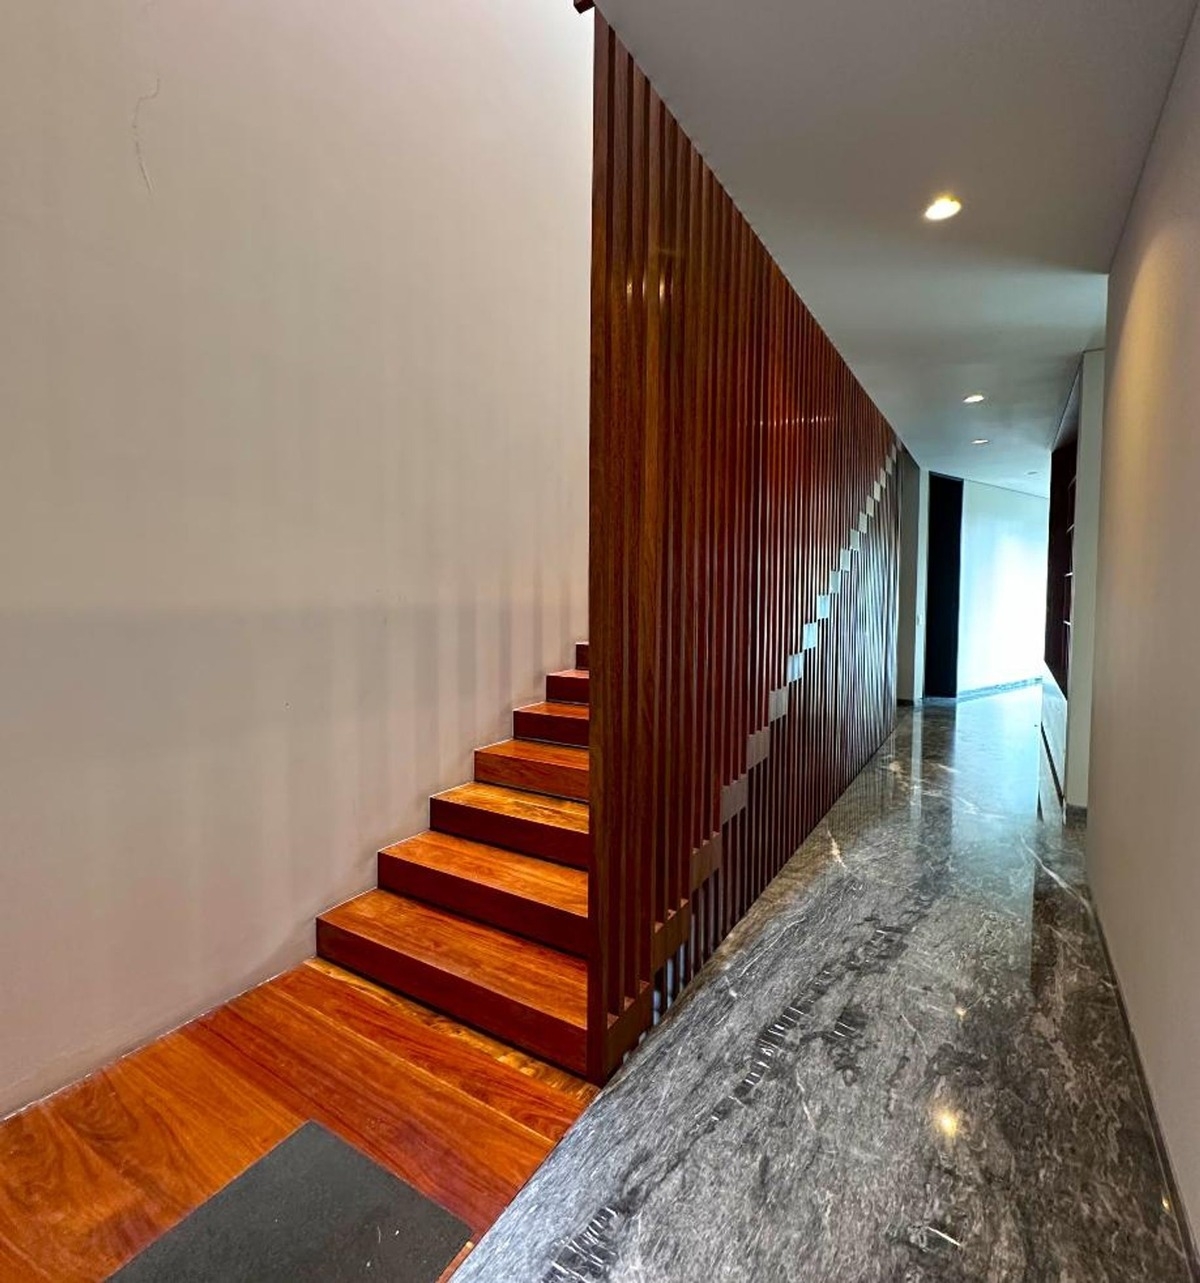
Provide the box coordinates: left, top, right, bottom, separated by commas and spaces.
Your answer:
378, 832, 588, 955
281, 962, 589, 1140
430, 782, 589, 867
575, 641, 589, 670
475, 739, 589, 802
513, 700, 589, 748
317, 891, 588, 1074
546, 668, 589, 704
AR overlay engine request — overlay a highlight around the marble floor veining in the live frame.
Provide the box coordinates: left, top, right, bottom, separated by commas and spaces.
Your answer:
454, 688, 1195, 1283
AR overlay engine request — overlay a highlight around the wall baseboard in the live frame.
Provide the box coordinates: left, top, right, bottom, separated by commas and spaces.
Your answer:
1093, 913, 1200, 1279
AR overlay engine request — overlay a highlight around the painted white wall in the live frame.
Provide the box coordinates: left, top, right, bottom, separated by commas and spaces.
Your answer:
956, 481, 1049, 694
896, 453, 929, 703
1064, 350, 1105, 808
1090, 3, 1200, 1237
0, 0, 592, 1115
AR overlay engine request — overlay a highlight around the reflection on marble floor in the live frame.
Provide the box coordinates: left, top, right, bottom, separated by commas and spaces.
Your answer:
455, 688, 1194, 1283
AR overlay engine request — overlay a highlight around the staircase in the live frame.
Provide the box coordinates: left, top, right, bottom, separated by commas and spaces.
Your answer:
316, 644, 593, 1076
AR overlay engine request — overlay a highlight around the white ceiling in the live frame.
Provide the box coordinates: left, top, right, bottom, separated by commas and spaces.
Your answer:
596, 0, 1197, 496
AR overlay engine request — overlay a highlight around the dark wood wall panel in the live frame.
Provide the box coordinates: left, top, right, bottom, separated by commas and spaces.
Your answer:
588, 16, 900, 1080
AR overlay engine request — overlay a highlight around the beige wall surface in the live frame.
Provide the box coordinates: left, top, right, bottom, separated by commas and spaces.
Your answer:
1090, 5, 1200, 1237
0, 0, 592, 1114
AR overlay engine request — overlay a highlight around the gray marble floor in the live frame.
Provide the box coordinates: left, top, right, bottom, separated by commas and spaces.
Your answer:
455, 689, 1194, 1282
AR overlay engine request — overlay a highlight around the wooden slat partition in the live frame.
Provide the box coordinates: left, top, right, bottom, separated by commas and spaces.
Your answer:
588, 15, 900, 1081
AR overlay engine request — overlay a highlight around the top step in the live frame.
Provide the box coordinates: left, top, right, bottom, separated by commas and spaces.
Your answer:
547, 669, 589, 705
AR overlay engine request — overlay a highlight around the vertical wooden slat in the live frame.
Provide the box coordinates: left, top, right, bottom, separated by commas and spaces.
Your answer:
588, 16, 900, 1081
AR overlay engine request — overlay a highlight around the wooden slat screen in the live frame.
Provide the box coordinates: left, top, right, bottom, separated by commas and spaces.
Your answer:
588, 15, 900, 1080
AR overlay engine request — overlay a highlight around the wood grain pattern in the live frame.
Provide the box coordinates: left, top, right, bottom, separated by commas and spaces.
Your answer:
317, 891, 589, 1073
0, 963, 594, 1278
198, 984, 550, 1230
513, 700, 590, 747
301, 960, 597, 1107
474, 738, 590, 801
430, 782, 590, 867
378, 831, 588, 954
588, 15, 900, 1079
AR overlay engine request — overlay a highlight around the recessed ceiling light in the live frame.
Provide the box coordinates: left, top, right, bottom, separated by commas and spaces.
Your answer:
963, 393, 986, 404
972, 438, 990, 446
924, 194, 962, 222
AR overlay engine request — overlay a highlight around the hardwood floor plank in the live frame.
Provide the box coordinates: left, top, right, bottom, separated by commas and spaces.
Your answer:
197, 984, 552, 1232
301, 960, 598, 1107
0, 1102, 171, 1281
69, 1031, 302, 1212
271, 965, 583, 1142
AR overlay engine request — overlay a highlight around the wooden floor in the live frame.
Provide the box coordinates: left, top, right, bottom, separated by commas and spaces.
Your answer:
0, 959, 597, 1281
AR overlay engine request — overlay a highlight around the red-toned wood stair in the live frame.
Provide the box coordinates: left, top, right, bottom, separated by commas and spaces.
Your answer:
317, 643, 593, 1076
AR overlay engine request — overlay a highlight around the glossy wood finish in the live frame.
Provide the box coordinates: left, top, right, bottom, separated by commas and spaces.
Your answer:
378, 831, 589, 955
430, 782, 590, 868
588, 16, 899, 1079
474, 738, 590, 801
546, 668, 590, 703
0, 960, 596, 1279
318, 892, 589, 1073
513, 700, 590, 747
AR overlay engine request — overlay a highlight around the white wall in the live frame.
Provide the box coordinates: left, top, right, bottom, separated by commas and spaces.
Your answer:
1064, 350, 1105, 808
896, 452, 929, 703
0, 0, 592, 1115
956, 481, 1049, 694
1090, 3, 1200, 1236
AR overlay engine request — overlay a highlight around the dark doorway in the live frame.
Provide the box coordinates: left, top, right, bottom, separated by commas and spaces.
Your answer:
924, 474, 964, 698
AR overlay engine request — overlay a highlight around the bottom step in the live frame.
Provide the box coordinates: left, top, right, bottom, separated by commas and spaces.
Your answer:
317, 890, 588, 1075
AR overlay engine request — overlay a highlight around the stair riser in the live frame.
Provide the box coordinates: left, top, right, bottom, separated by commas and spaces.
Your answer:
316, 921, 587, 1075
378, 854, 589, 957
429, 796, 591, 869
575, 642, 589, 670
513, 708, 589, 748
546, 672, 589, 703
475, 750, 588, 802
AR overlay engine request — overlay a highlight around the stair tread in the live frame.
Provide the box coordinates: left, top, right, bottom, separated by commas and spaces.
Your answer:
515, 701, 589, 721
319, 891, 588, 1029
477, 738, 589, 768
546, 669, 589, 708
381, 832, 587, 918
433, 782, 589, 833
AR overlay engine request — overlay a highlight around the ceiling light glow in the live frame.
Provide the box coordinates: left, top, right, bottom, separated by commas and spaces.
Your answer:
972, 438, 990, 446
935, 1109, 961, 1139
924, 195, 962, 222
963, 393, 986, 404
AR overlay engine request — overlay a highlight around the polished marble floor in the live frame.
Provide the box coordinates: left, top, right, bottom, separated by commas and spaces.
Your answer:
455, 688, 1194, 1282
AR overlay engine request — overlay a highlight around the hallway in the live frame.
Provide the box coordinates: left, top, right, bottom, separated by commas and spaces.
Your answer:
454, 688, 1193, 1281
